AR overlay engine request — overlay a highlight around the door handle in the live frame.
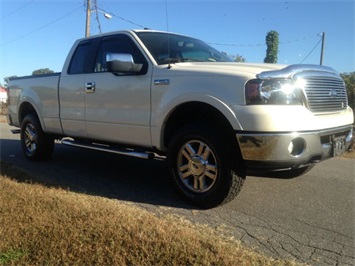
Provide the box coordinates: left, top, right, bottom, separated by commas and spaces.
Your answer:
85, 82, 95, 93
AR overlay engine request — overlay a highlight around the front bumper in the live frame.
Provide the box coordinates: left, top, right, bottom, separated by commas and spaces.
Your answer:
236, 125, 353, 173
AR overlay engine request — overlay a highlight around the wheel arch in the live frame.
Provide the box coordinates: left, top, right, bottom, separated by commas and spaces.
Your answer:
163, 101, 238, 150
18, 101, 43, 129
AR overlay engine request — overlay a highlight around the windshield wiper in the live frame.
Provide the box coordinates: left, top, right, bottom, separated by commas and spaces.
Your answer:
181, 58, 205, 62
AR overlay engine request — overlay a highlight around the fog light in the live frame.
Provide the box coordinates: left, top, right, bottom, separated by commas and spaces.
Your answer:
288, 138, 305, 156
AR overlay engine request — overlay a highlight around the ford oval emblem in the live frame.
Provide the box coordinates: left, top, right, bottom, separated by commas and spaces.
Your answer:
329, 89, 338, 97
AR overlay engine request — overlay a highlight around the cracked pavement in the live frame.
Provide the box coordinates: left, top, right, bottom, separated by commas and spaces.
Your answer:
1, 122, 354, 265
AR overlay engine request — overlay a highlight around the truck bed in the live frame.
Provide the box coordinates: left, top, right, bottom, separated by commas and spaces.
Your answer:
7, 73, 63, 134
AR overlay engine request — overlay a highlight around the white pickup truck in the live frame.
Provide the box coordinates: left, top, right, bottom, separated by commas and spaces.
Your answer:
7, 30, 354, 208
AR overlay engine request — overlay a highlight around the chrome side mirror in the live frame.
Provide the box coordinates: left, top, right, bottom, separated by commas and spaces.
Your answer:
106, 53, 143, 73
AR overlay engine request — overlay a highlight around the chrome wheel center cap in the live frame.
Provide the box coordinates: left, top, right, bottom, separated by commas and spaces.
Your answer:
189, 157, 206, 176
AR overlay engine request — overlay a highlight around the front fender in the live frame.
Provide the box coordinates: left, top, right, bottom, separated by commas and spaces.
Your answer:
151, 93, 243, 150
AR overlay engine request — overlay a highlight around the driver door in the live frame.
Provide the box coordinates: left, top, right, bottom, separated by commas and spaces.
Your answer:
84, 34, 152, 146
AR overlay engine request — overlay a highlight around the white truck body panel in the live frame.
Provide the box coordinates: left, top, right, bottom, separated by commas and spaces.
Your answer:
234, 105, 354, 132
7, 74, 62, 134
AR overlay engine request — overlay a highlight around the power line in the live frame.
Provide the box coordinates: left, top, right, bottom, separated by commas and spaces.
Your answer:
208, 42, 264, 47
0, 0, 35, 21
299, 37, 322, 64
1, 5, 84, 47
208, 34, 320, 48
93, 0, 102, 34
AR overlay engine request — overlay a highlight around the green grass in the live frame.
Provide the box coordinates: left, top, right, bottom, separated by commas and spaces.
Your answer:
0, 249, 27, 265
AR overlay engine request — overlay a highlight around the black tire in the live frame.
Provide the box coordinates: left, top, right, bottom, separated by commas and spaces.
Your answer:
20, 113, 54, 161
168, 123, 245, 208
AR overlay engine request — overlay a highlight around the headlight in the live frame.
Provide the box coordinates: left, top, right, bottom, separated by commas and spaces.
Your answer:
245, 79, 303, 105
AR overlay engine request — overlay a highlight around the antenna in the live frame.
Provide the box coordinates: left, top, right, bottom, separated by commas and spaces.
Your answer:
165, 0, 172, 69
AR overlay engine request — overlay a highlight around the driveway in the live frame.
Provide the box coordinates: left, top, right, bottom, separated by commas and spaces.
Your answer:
1, 120, 354, 265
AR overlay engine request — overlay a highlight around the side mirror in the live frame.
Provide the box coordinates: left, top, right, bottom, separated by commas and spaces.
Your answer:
106, 53, 143, 73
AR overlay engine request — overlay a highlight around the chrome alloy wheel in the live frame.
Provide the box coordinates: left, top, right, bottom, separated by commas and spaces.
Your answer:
177, 140, 218, 193
23, 123, 37, 156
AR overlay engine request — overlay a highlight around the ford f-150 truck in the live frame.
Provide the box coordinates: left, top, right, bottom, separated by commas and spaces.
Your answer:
7, 30, 354, 208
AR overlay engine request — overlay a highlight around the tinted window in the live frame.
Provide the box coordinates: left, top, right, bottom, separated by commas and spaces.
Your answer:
94, 34, 147, 74
68, 40, 96, 74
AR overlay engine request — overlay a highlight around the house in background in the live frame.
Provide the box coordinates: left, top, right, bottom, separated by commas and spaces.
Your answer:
0, 86, 8, 115
0, 86, 8, 103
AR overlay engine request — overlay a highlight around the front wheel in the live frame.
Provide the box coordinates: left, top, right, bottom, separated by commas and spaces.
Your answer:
168, 123, 245, 208
20, 114, 54, 161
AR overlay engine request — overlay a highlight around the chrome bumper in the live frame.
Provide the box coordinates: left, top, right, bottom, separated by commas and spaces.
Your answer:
236, 125, 353, 171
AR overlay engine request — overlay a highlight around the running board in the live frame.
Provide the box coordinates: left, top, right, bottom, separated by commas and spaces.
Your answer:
61, 139, 154, 160
11, 129, 21, 134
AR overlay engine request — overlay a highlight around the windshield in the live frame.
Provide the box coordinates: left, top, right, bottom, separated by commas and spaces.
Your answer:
136, 32, 232, 65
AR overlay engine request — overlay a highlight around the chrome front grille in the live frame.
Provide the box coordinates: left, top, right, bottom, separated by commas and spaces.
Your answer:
302, 75, 348, 113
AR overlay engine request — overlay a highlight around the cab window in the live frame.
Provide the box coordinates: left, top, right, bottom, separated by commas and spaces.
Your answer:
94, 34, 148, 75
68, 40, 96, 74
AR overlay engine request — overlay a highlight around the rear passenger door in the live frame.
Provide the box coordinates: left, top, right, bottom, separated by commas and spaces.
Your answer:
84, 34, 152, 146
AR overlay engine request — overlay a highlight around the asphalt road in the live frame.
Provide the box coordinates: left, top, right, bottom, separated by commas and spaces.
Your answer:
1, 121, 354, 265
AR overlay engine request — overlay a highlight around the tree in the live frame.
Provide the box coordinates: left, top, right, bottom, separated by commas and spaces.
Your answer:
3, 76, 18, 88
234, 54, 246, 63
340, 72, 355, 112
32, 68, 54, 75
264, 30, 279, 63
221, 52, 246, 62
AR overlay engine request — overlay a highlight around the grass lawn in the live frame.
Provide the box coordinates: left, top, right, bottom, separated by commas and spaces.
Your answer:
0, 162, 298, 266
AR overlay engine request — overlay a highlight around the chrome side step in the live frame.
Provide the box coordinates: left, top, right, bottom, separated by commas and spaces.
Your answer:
11, 129, 21, 134
61, 139, 155, 160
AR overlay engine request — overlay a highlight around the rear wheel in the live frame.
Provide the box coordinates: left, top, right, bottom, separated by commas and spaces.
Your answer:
20, 114, 54, 161
168, 123, 245, 208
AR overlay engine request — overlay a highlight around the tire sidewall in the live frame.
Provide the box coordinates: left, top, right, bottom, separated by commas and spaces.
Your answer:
20, 114, 54, 161
168, 123, 237, 207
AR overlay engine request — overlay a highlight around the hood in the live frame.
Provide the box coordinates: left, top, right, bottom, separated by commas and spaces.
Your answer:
163, 62, 339, 81
166, 62, 287, 79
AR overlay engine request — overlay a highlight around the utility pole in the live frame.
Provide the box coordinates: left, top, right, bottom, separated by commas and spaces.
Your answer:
85, 0, 91, 37
320, 32, 325, 65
